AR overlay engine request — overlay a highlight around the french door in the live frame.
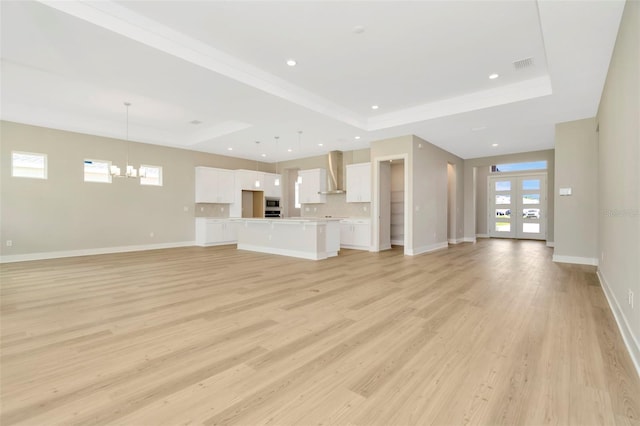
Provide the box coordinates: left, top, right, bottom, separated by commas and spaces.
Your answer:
488, 173, 546, 240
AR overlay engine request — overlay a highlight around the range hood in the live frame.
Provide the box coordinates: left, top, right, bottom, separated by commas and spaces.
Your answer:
319, 150, 346, 195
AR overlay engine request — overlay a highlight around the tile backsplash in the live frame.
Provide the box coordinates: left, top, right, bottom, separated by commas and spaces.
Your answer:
300, 194, 370, 218
194, 203, 229, 217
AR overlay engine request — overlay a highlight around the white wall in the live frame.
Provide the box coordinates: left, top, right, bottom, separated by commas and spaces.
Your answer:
596, 0, 640, 373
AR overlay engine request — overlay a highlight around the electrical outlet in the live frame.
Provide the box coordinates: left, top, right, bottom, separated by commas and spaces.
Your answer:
6, 240, 12, 247
363, 205, 368, 212
220, 207, 224, 212
200, 207, 204, 212
183, 206, 189, 212
629, 290, 634, 309
149, 232, 154, 238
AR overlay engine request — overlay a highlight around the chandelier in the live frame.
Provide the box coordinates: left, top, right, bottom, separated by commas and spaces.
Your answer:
110, 102, 143, 178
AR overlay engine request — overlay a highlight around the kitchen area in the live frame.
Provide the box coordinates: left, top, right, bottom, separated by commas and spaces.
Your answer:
194, 151, 372, 259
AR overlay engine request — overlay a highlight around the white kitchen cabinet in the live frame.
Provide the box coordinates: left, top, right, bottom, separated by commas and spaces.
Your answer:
346, 162, 371, 203
299, 168, 327, 204
195, 167, 235, 203
340, 218, 371, 250
195, 218, 238, 246
236, 169, 263, 191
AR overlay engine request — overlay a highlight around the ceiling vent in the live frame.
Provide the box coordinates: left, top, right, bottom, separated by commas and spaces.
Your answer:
513, 57, 534, 70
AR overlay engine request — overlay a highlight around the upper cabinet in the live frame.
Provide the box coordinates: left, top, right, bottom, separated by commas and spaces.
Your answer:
346, 162, 371, 203
195, 167, 235, 203
299, 168, 327, 204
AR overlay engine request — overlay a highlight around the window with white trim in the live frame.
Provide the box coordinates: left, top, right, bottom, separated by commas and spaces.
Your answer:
12, 151, 47, 179
84, 159, 111, 183
139, 165, 162, 186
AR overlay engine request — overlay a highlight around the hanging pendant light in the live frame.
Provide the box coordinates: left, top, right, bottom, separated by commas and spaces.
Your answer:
274, 136, 280, 186
254, 141, 261, 188
111, 102, 141, 179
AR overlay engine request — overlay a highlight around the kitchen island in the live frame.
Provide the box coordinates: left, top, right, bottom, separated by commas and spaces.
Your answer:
235, 218, 340, 260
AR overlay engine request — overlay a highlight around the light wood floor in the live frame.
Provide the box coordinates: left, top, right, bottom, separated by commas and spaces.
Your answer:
1, 240, 639, 425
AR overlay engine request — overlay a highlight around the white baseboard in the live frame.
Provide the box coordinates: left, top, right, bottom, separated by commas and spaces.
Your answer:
546, 241, 555, 248
448, 238, 464, 244
597, 270, 640, 379
406, 241, 448, 256
552, 254, 599, 266
0, 241, 196, 263
390, 239, 404, 246
476, 234, 489, 238
463, 237, 477, 243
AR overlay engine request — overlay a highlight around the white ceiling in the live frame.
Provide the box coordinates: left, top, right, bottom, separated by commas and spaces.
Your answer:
0, 0, 625, 161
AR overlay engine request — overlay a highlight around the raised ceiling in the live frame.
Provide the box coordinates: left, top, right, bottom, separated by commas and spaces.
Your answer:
0, 0, 625, 161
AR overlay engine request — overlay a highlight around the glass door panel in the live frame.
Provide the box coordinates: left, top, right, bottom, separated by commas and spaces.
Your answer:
489, 174, 546, 240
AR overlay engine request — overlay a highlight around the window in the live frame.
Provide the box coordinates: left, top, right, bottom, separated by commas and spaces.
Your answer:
491, 161, 547, 173
12, 151, 47, 179
140, 165, 162, 186
84, 159, 111, 183
294, 181, 301, 208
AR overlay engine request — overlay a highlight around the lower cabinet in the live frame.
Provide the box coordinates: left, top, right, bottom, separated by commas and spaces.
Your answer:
195, 218, 238, 246
340, 219, 371, 250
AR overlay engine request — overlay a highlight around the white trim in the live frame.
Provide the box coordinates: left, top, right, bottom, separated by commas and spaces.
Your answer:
0, 241, 195, 263
597, 270, 640, 379
448, 238, 463, 244
552, 254, 599, 266
390, 239, 404, 246
546, 241, 555, 247
197, 241, 237, 247
476, 234, 489, 238
372, 153, 410, 255
237, 243, 333, 260
341, 244, 371, 251
406, 242, 448, 256
463, 237, 477, 243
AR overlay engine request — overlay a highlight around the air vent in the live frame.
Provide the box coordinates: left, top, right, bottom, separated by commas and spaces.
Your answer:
189, 120, 202, 125
513, 57, 534, 70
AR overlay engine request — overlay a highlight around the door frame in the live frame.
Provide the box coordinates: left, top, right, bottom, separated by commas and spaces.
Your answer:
487, 171, 547, 240
372, 154, 410, 254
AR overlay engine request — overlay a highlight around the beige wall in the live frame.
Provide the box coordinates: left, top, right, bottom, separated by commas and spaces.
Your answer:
0, 121, 272, 258
369, 135, 464, 254
554, 118, 598, 261
411, 135, 465, 252
464, 150, 555, 242
596, 0, 639, 365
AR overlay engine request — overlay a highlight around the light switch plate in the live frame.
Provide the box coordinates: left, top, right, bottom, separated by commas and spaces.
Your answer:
559, 187, 572, 196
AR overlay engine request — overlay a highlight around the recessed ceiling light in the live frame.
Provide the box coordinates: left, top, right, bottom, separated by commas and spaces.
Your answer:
492, 143, 499, 147
286, 59, 297, 67
287, 148, 292, 152
354, 136, 361, 140
371, 105, 379, 110
261, 153, 267, 157
318, 143, 323, 147
353, 25, 365, 34
489, 73, 499, 80
227, 147, 233, 151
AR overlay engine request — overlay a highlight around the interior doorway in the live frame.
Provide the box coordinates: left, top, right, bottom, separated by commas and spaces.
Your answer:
374, 155, 409, 253
488, 172, 547, 240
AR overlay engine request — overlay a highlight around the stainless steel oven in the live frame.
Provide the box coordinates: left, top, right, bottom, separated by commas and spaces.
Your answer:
264, 197, 281, 218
